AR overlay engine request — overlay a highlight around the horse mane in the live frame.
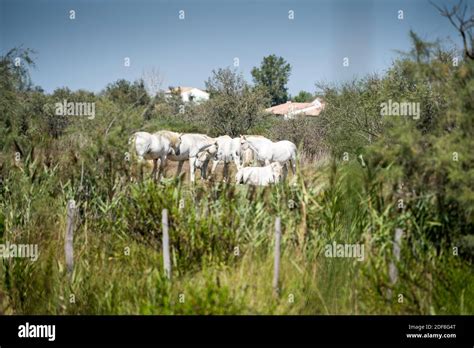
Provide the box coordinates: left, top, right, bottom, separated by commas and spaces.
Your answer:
155, 130, 180, 146
244, 137, 261, 156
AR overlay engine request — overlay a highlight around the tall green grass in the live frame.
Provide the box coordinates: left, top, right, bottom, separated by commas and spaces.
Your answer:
1, 153, 472, 315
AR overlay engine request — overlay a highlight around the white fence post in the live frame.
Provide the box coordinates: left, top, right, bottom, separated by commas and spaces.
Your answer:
65, 199, 76, 278
273, 217, 281, 296
388, 228, 404, 299
162, 209, 171, 280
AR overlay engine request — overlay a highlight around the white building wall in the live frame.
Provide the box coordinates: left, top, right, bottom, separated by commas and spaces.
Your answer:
181, 89, 209, 103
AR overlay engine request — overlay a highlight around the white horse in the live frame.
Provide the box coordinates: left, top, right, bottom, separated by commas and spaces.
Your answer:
129, 131, 177, 181
235, 162, 283, 186
240, 135, 297, 180
238, 135, 271, 167
170, 133, 217, 182
208, 135, 241, 182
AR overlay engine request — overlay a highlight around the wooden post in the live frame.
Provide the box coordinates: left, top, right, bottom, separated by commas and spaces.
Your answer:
388, 228, 404, 299
65, 199, 76, 277
273, 217, 281, 296
162, 209, 171, 280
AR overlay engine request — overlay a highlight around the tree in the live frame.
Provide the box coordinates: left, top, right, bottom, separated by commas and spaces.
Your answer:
369, 33, 473, 244
317, 77, 386, 157
165, 86, 185, 112
43, 87, 96, 138
0, 47, 36, 150
293, 90, 314, 103
251, 55, 291, 106
139, 68, 167, 119
403, 30, 439, 63
103, 79, 150, 106
141, 68, 164, 98
204, 67, 269, 137
431, 0, 474, 60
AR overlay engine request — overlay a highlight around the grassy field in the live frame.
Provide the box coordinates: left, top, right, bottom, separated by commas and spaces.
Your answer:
1, 154, 472, 315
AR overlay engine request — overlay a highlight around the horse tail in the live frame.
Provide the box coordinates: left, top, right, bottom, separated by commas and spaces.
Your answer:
128, 133, 140, 162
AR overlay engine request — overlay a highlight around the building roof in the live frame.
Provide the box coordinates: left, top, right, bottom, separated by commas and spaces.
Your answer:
265, 98, 325, 117
165, 86, 207, 94
266, 102, 309, 114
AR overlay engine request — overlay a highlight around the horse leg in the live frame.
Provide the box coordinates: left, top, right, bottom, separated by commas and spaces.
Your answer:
176, 160, 184, 178
223, 162, 229, 182
235, 169, 243, 184
189, 157, 196, 183
151, 158, 158, 181
201, 159, 209, 180
233, 154, 242, 170
210, 160, 219, 180
158, 155, 166, 181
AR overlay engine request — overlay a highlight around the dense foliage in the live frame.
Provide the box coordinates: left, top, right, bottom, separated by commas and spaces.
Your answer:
204, 67, 269, 137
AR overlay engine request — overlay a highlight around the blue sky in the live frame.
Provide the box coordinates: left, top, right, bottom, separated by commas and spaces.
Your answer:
0, 0, 464, 96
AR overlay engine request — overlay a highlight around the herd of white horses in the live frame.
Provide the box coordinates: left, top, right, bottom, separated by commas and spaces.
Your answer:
129, 130, 297, 186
